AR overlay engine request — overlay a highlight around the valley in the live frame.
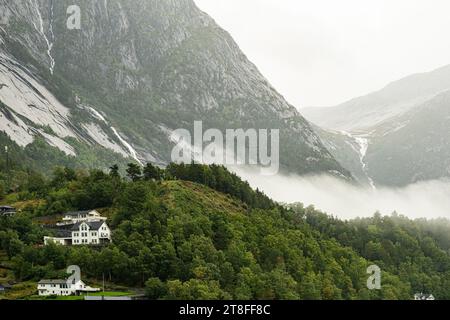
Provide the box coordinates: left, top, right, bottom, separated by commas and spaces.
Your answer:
0, 0, 450, 303
303, 65, 450, 187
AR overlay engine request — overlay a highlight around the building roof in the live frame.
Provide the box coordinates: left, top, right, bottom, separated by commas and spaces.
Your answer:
0, 211, 15, 216
64, 210, 94, 217
44, 225, 73, 238
415, 293, 435, 300
0, 206, 15, 210
0, 206, 16, 214
38, 279, 68, 285
71, 221, 106, 231
54, 229, 73, 238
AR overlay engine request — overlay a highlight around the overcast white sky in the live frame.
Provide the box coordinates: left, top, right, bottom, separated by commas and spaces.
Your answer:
194, 0, 450, 107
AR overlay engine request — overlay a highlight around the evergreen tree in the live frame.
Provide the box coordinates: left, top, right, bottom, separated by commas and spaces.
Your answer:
126, 163, 142, 182
109, 164, 120, 178
143, 163, 162, 181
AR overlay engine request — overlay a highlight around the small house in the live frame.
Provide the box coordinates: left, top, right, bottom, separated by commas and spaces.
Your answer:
0, 206, 16, 217
71, 221, 112, 245
58, 210, 107, 226
44, 211, 111, 246
414, 293, 435, 300
38, 279, 100, 296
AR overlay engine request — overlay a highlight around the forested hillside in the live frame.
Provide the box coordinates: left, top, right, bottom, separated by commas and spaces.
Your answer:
1, 163, 450, 300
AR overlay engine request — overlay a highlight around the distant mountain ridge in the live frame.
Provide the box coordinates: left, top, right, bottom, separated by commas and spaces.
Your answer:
302, 65, 450, 186
302, 64, 450, 133
0, 0, 350, 178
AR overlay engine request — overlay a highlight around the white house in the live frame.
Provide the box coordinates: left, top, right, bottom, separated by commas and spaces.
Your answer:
45, 221, 111, 246
71, 221, 112, 245
38, 279, 100, 296
0, 206, 16, 217
414, 293, 435, 300
58, 210, 107, 226
44, 210, 111, 246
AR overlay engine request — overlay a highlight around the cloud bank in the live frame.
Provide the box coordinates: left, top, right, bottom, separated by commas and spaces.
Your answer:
232, 167, 450, 220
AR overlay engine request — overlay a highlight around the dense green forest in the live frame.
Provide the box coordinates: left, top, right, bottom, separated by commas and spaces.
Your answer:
1, 162, 450, 300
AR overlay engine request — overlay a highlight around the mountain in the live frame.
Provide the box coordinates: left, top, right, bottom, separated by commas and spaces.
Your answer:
302, 65, 450, 133
0, 0, 350, 178
302, 65, 450, 187
365, 91, 450, 186
311, 125, 375, 187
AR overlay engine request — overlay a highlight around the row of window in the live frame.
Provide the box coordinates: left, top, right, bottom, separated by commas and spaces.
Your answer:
41, 290, 72, 295
73, 239, 99, 244
80, 224, 105, 231
73, 232, 98, 237
40, 284, 69, 288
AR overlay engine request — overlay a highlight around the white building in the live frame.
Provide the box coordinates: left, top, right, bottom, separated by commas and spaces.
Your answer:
58, 210, 107, 226
414, 293, 435, 300
71, 221, 112, 245
44, 221, 112, 246
0, 206, 16, 217
38, 279, 100, 296
44, 229, 72, 246
44, 210, 111, 246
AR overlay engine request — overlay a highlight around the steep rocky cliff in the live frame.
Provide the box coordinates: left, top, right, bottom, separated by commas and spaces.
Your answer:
0, 0, 350, 177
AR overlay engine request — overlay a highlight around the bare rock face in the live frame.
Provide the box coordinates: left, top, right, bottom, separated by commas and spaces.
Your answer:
0, 0, 351, 178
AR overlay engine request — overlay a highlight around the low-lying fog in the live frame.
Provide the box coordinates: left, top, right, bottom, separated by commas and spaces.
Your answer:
232, 167, 450, 220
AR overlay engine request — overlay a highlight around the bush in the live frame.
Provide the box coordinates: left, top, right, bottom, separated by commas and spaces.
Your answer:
145, 278, 167, 299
